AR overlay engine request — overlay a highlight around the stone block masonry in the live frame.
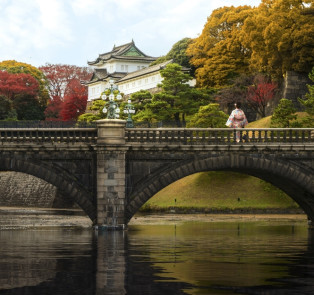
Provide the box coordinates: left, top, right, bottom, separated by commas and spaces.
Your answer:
0, 172, 56, 208
283, 70, 312, 110
96, 119, 127, 230
0, 172, 77, 209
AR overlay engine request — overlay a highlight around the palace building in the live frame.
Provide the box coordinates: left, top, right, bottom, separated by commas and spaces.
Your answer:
87, 40, 161, 100
86, 40, 194, 101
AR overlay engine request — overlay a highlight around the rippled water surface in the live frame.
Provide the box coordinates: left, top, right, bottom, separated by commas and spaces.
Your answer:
0, 213, 313, 294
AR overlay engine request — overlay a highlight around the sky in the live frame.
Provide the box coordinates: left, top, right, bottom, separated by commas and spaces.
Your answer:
0, 0, 261, 68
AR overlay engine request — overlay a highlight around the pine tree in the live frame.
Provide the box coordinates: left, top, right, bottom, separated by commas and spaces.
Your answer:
270, 99, 297, 127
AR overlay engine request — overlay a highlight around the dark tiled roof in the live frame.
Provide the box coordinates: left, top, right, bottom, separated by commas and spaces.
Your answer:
85, 71, 127, 85
117, 60, 173, 83
88, 40, 157, 65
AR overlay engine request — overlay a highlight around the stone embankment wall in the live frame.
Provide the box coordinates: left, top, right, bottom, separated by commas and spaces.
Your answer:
283, 71, 312, 110
0, 172, 75, 208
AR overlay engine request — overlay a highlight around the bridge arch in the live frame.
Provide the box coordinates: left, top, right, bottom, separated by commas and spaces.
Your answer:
126, 154, 314, 223
0, 156, 96, 222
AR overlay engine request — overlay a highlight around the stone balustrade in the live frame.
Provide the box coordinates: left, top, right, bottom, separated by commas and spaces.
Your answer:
0, 128, 98, 144
0, 127, 312, 145
125, 128, 314, 144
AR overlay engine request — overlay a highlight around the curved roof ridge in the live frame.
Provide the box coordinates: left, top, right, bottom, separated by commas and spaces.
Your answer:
88, 40, 156, 65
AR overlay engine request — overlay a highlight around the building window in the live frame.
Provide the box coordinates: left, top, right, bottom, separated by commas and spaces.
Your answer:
125, 65, 129, 72
137, 66, 140, 71
145, 78, 148, 84
152, 76, 155, 82
138, 80, 142, 85
132, 82, 135, 87
121, 65, 124, 71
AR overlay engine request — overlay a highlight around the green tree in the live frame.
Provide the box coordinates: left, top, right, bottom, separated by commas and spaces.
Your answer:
298, 67, 314, 127
270, 98, 297, 127
0, 95, 14, 120
78, 99, 105, 122
151, 38, 195, 75
187, 103, 228, 128
150, 63, 204, 126
129, 90, 152, 112
13, 94, 45, 120
129, 90, 156, 126
132, 107, 158, 126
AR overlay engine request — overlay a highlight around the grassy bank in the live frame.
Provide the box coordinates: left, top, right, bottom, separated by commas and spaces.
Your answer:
140, 115, 304, 213
140, 172, 299, 213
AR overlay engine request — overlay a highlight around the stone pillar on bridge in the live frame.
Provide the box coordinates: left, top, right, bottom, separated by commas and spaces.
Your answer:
96, 119, 128, 230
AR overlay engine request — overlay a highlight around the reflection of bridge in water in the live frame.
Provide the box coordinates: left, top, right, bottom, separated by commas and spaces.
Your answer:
1, 222, 314, 294
0, 120, 313, 229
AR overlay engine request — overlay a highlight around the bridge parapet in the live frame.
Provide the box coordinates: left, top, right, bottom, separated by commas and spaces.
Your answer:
125, 128, 314, 145
0, 128, 97, 145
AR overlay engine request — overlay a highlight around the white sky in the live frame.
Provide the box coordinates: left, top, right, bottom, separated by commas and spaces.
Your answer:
0, 0, 261, 67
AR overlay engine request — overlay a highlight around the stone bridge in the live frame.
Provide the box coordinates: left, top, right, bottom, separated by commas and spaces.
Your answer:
0, 120, 313, 229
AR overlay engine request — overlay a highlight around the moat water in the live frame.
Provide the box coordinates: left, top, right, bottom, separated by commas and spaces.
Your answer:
0, 212, 313, 294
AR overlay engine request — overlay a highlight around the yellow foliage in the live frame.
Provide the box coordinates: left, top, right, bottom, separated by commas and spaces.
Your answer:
187, 0, 314, 87
241, 0, 314, 78
187, 5, 254, 87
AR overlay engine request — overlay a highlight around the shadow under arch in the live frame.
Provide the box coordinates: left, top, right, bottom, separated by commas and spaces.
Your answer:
0, 156, 96, 222
126, 154, 314, 223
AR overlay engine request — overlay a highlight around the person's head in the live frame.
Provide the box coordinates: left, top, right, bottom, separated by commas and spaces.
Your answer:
234, 102, 241, 109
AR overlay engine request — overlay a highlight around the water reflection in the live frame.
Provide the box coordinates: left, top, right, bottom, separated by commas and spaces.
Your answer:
0, 216, 313, 294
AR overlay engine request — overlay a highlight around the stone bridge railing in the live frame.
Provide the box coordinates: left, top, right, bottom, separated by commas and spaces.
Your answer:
0, 127, 313, 145
125, 128, 314, 144
0, 128, 98, 144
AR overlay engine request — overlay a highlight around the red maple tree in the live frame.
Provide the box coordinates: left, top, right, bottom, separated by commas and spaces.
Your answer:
246, 76, 277, 118
39, 64, 91, 99
0, 71, 39, 101
60, 94, 88, 121
39, 64, 92, 120
44, 96, 63, 120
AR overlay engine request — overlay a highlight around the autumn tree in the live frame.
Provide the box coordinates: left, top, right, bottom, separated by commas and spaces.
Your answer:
241, 0, 314, 79
39, 64, 91, 99
245, 75, 277, 118
0, 71, 40, 100
60, 94, 88, 121
0, 60, 49, 106
44, 97, 63, 120
40, 64, 92, 120
187, 5, 253, 87
0, 71, 45, 120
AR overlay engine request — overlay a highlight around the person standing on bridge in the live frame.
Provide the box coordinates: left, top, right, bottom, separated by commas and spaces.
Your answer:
226, 102, 248, 143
